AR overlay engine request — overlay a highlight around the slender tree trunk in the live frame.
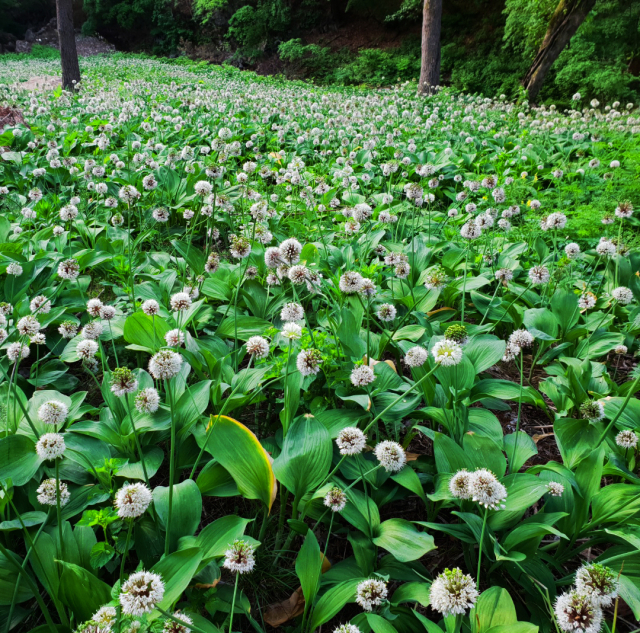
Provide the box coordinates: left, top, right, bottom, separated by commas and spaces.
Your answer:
418, 0, 443, 95
56, 0, 81, 90
523, 0, 596, 102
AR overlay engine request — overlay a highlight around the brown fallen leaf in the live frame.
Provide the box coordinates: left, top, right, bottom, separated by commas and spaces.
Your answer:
532, 432, 555, 443
406, 452, 420, 461
190, 579, 220, 590
263, 554, 331, 627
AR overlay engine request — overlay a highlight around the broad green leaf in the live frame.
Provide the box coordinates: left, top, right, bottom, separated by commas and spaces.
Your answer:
308, 579, 362, 631
372, 519, 436, 562
0, 435, 42, 486
296, 530, 322, 609
217, 316, 272, 340
123, 311, 170, 352
151, 547, 204, 615
464, 336, 506, 373
208, 416, 277, 511
154, 479, 202, 552
390, 581, 431, 606
592, 484, 640, 525
57, 561, 111, 622
272, 416, 332, 500
470, 586, 517, 633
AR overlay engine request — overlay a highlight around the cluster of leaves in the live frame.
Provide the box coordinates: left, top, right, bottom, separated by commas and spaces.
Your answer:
0, 55, 639, 633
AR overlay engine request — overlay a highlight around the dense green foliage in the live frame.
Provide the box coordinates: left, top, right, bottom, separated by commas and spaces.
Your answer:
1, 54, 640, 633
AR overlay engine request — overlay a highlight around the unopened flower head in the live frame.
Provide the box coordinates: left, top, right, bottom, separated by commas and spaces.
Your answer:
432, 340, 463, 366
36, 433, 66, 460
223, 540, 255, 574
120, 571, 165, 615
554, 590, 602, 633
444, 324, 468, 346
115, 483, 153, 518
429, 568, 478, 617
37, 478, 70, 506
324, 487, 347, 512
374, 441, 406, 472
110, 368, 139, 397
336, 427, 367, 455
580, 400, 605, 422
575, 563, 618, 607
355, 579, 388, 611
149, 350, 183, 380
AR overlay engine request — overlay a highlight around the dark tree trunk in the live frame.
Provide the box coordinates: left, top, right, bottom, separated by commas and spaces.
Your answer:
418, 0, 443, 95
56, 0, 81, 90
523, 0, 596, 102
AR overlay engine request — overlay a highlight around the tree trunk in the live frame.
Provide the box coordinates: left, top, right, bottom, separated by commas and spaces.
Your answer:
56, 0, 81, 90
523, 0, 596, 102
418, 0, 443, 95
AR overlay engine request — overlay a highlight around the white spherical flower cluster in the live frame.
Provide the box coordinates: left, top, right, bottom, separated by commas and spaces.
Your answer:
223, 540, 256, 574
135, 387, 161, 413
92, 606, 117, 629
163, 611, 193, 633
281, 302, 304, 322
429, 568, 478, 617
165, 328, 185, 347
281, 322, 303, 340
324, 487, 347, 512
546, 481, 565, 497
142, 299, 160, 315
246, 336, 270, 359
616, 429, 638, 449
119, 571, 165, 615
528, 265, 550, 285
336, 427, 367, 455
355, 579, 388, 611
39, 400, 69, 425
170, 292, 192, 312
565, 243, 581, 259
450, 468, 507, 509
296, 348, 323, 375
374, 441, 406, 473
431, 340, 463, 366
350, 364, 375, 387
110, 368, 139, 397
404, 345, 428, 367
115, 483, 153, 518
376, 303, 396, 321
612, 286, 633, 305
37, 479, 70, 506
334, 625, 361, 633
7, 342, 30, 363
554, 591, 602, 633
575, 563, 618, 607
149, 350, 183, 380
77, 339, 99, 359
36, 433, 66, 460
339, 271, 364, 294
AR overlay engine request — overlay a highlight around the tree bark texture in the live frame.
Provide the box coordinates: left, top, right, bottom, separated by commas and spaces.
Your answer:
523, 0, 597, 102
56, 0, 81, 90
419, 0, 443, 95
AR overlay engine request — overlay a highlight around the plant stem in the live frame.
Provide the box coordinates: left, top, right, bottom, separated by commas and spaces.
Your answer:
508, 351, 525, 475
477, 506, 489, 589
228, 573, 239, 633
119, 520, 134, 585
165, 379, 176, 556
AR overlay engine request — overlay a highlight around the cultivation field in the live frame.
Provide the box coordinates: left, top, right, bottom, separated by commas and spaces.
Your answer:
1, 55, 640, 633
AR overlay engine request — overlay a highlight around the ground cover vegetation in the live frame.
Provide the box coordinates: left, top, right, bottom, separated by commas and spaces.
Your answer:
0, 55, 640, 633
